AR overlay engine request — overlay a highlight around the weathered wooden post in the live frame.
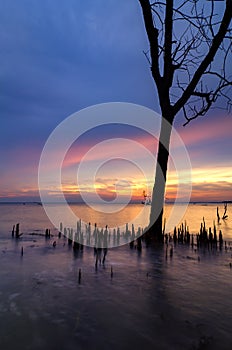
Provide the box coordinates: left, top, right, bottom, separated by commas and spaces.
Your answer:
173, 227, 177, 244
12, 224, 15, 237
217, 207, 220, 224
222, 203, 228, 220
16, 223, 20, 238
219, 230, 223, 245
137, 236, 142, 251
78, 268, 81, 283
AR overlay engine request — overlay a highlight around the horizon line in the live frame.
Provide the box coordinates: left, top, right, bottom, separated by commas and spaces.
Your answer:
0, 200, 231, 205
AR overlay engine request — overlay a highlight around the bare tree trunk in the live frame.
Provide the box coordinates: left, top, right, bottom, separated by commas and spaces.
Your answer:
146, 114, 173, 241
139, 0, 232, 243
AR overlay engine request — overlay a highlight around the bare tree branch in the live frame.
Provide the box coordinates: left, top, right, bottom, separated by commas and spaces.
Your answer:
163, 0, 174, 89
173, 0, 232, 115
138, 0, 162, 86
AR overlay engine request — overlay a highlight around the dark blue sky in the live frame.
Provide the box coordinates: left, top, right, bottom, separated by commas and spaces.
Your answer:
1, 0, 156, 137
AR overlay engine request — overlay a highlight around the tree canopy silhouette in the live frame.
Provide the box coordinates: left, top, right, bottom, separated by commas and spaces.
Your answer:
138, 0, 232, 240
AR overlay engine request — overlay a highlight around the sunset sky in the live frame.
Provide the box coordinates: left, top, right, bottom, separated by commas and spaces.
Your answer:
0, 0, 231, 203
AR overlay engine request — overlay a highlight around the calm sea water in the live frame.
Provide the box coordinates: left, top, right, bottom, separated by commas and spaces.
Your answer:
0, 202, 232, 239
0, 203, 232, 349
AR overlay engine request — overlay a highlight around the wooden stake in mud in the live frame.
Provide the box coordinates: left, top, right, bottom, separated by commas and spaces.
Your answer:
16, 223, 20, 238
78, 268, 82, 283
217, 207, 220, 224
222, 203, 228, 220
12, 225, 15, 237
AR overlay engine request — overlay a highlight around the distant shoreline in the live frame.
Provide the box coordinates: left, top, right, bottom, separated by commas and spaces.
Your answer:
0, 201, 231, 205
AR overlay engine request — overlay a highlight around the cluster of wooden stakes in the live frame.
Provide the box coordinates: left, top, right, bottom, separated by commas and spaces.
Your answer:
11, 204, 231, 271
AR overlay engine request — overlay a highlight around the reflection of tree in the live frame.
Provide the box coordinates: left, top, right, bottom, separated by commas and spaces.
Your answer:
138, 0, 232, 240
